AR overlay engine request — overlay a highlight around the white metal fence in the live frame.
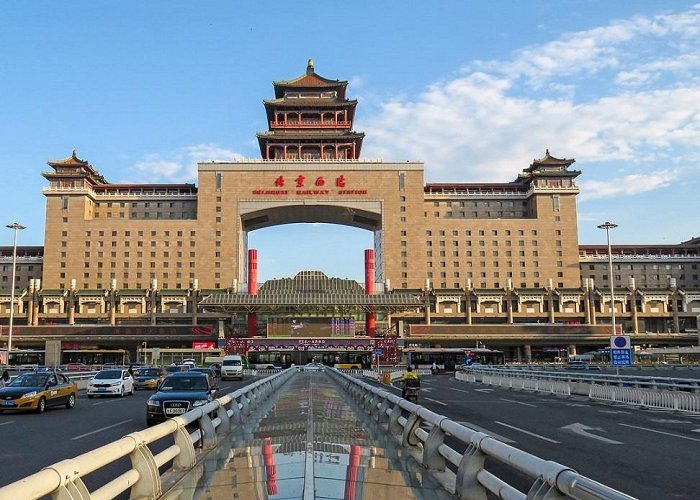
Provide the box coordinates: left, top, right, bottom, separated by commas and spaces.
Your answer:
588, 384, 700, 412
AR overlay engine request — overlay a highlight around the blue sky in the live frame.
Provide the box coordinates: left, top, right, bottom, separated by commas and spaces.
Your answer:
2, 1, 699, 282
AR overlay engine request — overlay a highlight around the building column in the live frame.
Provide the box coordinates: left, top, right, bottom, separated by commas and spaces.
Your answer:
670, 278, 680, 334
523, 344, 532, 364
589, 278, 597, 325
515, 346, 523, 363
247, 249, 258, 337
191, 278, 199, 325
109, 279, 117, 326
150, 279, 158, 326
546, 278, 555, 323
582, 279, 591, 324
364, 249, 376, 337
68, 279, 76, 325
27, 279, 35, 329
629, 278, 639, 334
506, 279, 514, 324
32, 279, 40, 326
464, 279, 472, 325
424, 278, 431, 325
568, 344, 577, 357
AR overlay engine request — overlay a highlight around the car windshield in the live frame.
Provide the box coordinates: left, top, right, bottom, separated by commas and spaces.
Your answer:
223, 359, 241, 366
137, 368, 161, 376
95, 370, 122, 379
10, 374, 49, 387
159, 376, 209, 391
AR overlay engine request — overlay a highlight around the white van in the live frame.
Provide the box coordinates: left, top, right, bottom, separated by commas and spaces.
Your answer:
220, 355, 244, 380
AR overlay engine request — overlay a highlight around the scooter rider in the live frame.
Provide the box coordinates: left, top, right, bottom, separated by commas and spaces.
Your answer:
401, 365, 420, 398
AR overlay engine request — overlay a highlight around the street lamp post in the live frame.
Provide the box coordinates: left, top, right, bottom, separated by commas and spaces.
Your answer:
6, 222, 26, 356
597, 222, 618, 336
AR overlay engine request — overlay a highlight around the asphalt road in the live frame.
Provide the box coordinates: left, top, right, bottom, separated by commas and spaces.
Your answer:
383, 373, 700, 500
0, 377, 254, 490
2, 371, 699, 499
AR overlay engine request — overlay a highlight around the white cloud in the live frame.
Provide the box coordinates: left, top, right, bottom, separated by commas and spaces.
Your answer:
578, 169, 681, 201
360, 3, 700, 197
128, 143, 243, 183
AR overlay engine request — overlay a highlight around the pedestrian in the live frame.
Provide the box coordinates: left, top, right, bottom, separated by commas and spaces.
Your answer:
431, 361, 438, 375
0, 370, 10, 387
128, 364, 134, 377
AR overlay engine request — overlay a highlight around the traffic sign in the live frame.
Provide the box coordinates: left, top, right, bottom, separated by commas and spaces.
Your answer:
610, 335, 631, 349
374, 348, 383, 357
610, 348, 632, 366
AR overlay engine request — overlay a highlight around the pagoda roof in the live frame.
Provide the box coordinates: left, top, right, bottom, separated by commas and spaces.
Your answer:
263, 98, 357, 108
75, 289, 107, 297
257, 131, 365, 141
118, 289, 149, 296
528, 149, 576, 170
555, 288, 585, 295
425, 182, 528, 195
474, 288, 506, 295
272, 60, 348, 98
45, 150, 108, 184
39, 289, 67, 297
158, 289, 190, 296
515, 288, 547, 295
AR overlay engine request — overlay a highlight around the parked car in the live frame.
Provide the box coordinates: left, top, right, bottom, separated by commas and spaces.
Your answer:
566, 360, 588, 370
181, 359, 196, 369
146, 372, 214, 426
87, 369, 135, 397
0, 371, 77, 413
133, 367, 164, 390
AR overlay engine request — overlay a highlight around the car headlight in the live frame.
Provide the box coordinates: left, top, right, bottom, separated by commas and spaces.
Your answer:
21, 391, 38, 398
111, 381, 122, 386
192, 399, 208, 407
147, 399, 161, 407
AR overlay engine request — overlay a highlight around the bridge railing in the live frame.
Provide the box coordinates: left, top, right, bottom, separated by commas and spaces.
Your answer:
0, 369, 295, 500
330, 368, 636, 500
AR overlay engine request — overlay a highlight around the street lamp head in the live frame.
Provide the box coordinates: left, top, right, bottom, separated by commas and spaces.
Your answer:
597, 221, 618, 230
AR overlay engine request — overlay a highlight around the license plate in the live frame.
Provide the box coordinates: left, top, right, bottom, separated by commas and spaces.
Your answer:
2, 400, 14, 406
165, 407, 186, 415
97, 388, 107, 392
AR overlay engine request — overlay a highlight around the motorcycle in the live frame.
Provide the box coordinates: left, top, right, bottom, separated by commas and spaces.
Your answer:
401, 378, 420, 402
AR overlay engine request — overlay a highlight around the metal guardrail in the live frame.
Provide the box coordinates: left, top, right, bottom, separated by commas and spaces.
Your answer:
461, 367, 700, 413
466, 366, 700, 393
329, 368, 636, 500
0, 368, 296, 500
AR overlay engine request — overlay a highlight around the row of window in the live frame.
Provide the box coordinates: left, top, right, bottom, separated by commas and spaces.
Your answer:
93, 212, 196, 219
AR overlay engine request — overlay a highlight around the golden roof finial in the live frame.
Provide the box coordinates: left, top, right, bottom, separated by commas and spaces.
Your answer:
307, 58, 314, 75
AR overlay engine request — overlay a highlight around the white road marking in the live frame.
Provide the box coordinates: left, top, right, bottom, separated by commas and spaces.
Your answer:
474, 388, 494, 393
424, 397, 447, 406
495, 421, 560, 443
619, 423, 700, 442
451, 388, 471, 394
649, 419, 692, 424
598, 410, 632, 415
560, 423, 623, 444
455, 422, 515, 443
0, 420, 15, 426
500, 398, 537, 407
71, 419, 133, 440
692, 429, 700, 434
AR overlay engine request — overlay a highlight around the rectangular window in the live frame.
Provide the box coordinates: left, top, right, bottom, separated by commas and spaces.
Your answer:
216, 172, 222, 189
552, 195, 560, 212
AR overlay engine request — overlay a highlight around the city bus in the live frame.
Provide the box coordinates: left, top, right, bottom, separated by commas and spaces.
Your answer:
246, 349, 373, 370
5, 349, 129, 368
403, 347, 505, 371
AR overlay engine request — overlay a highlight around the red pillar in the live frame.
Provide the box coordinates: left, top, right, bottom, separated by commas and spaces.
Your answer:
344, 444, 361, 500
262, 437, 278, 495
247, 249, 258, 337
364, 249, 376, 337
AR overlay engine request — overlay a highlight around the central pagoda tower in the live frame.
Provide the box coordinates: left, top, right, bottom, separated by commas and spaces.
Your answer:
256, 59, 364, 160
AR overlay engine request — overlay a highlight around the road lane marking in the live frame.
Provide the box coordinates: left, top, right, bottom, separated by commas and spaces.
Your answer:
72, 419, 134, 440
455, 422, 515, 443
495, 421, 560, 443
0, 421, 15, 426
560, 423, 623, 444
619, 423, 700, 442
424, 397, 447, 406
500, 398, 537, 407
451, 388, 470, 394
649, 419, 692, 424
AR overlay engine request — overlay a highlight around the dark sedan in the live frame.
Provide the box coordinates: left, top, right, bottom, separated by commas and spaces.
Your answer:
146, 372, 214, 426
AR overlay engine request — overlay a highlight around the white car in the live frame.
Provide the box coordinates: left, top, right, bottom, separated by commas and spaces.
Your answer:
87, 369, 135, 397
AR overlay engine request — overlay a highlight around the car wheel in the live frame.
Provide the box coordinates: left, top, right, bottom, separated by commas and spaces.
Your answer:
66, 393, 76, 409
87, 394, 94, 399
36, 397, 46, 413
